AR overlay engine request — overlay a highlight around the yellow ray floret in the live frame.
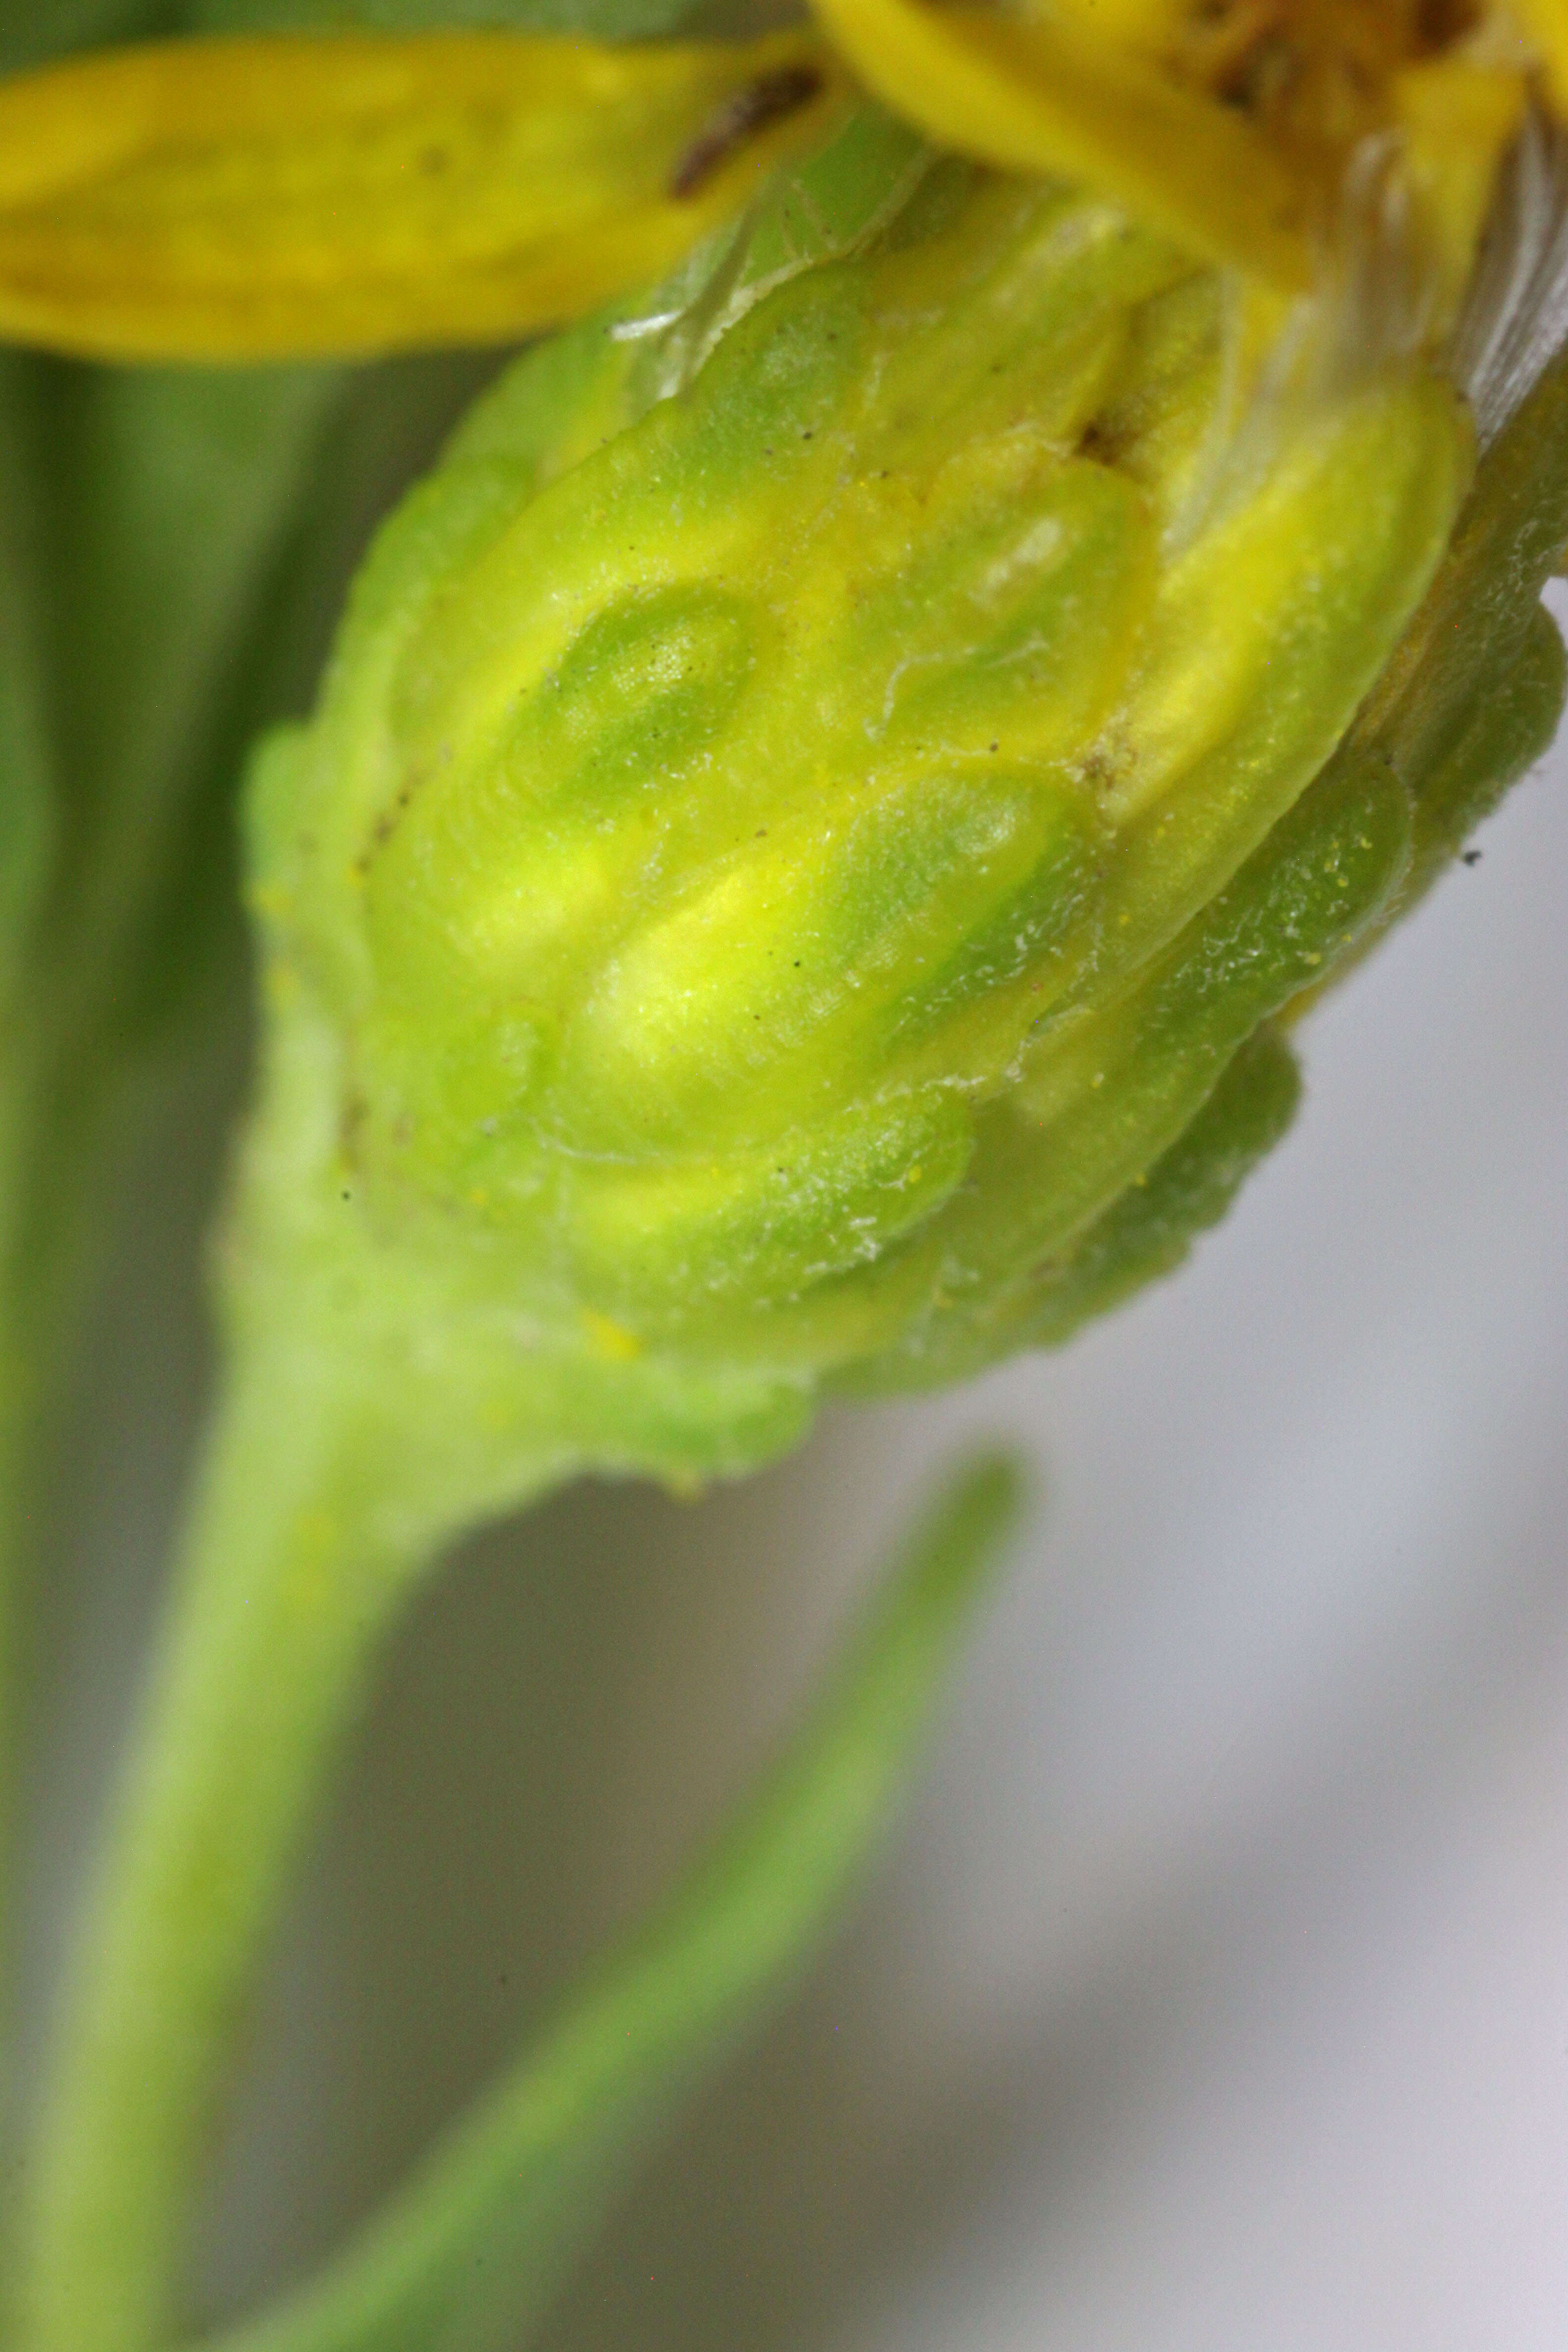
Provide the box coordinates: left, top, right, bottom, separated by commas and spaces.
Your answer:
0, 4, 1557, 364
0, 30, 847, 361
1514, 0, 1568, 109
809, 0, 1315, 290
816, 0, 1537, 311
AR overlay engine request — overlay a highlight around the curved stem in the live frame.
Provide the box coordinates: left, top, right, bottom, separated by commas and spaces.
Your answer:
194, 1458, 1017, 2352
16, 1309, 564, 2352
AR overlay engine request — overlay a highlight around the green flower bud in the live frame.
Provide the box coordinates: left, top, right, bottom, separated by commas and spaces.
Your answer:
246, 113, 1565, 1468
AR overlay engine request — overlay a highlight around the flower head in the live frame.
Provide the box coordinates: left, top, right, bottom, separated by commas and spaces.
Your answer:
4, 4, 1566, 1432
238, 101, 1564, 1405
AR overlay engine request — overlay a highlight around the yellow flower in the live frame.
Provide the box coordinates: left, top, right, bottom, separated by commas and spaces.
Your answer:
0, 1, 1560, 363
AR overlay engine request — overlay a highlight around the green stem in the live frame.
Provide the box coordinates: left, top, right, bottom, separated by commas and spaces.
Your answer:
16, 1309, 564, 2352
200, 1457, 1017, 2352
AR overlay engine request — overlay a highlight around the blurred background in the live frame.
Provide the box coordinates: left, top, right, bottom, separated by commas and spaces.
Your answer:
12, 608, 1568, 2348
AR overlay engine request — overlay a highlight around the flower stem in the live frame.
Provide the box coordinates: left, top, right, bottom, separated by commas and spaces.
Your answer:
200, 1457, 1018, 2352
15, 1304, 564, 2352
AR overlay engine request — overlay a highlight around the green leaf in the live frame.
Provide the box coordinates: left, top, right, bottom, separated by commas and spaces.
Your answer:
67, 351, 501, 1049
191, 1456, 1019, 2352
185, 0, 756, 46
1, 342, 495, 1067
0, 1, 180, 78
0, 343, 59, 2262
34, 363, 347, 1042
0, 351, 53, 987
0, 0, 734, 54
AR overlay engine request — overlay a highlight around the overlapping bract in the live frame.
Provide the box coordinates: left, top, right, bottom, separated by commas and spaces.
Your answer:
249, 120, 1548, 1409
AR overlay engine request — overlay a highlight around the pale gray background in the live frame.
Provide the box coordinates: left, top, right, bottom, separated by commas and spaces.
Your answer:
19, 591, 1568, 2347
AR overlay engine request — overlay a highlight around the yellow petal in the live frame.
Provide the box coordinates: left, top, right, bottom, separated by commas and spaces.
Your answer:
0, 31, 847, 362
808, 0, 1314, 291
1512, 0, 1568, 112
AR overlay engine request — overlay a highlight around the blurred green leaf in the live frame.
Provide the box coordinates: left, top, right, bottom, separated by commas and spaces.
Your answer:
31, 351, 501, 1051
0, 348, 507, 1733
0, 353, 53, 982
0, 0, 761, 74
33, 363, 347, 1044
194, 1457, 1019, 2352
0, 1, 179, 77
184, 0, 762, 44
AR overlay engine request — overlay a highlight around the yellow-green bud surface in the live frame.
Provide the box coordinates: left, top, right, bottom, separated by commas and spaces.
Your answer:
243, 111, 1564, 1479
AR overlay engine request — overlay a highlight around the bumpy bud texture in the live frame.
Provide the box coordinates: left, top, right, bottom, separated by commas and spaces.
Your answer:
248, 113, 1563, 1461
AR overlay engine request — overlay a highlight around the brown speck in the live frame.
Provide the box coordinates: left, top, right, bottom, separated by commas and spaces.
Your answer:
667, 64, 824, 201
1078, 415, 1129, 466
1213, 28, 1298, 116
1414, 0, 1478, 54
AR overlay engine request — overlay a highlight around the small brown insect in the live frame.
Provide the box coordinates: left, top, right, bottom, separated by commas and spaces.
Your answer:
668, 64, 825, 201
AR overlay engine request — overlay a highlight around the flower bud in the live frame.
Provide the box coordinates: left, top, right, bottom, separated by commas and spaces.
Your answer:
249, 115, 1561, 1423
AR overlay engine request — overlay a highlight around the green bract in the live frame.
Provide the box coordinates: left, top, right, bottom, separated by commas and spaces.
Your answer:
245, 110, 1554, 1470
